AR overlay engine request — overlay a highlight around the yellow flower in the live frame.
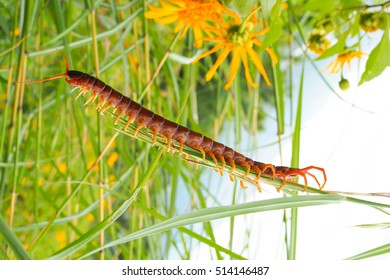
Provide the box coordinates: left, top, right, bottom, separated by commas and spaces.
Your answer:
107, 152, 119, 167
55, 231, 67, 247
58, 163, 67, 174
307, 29, 330, 55
86, 213, 95, 222
144, 0, 238, 48
325, 50, 365, 74
10, 28, 20, 36
193, 10, 278, 89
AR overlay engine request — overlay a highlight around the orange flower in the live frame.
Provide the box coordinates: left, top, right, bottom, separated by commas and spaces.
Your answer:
192, 10, 278, 89
144, 0, 238, 48
325, 50, 365, 74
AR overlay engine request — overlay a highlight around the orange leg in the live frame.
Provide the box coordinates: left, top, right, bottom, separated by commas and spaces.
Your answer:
114, 111, 124, 125
275, 171, 287, 192
95, 98, 106, 110
215, 153, 225, 176
84, 93, 97, 106
239, 180, 247, 190
76, 88, 88, 100
151, 129, 157, 145
193, 145, 206, 161
226, 157, 235, 174
286, 171, 308, 192
255, 181, 262, 192
299, 166, 327, 189
133, 123, 143, 137
124, 117, 133, 131
262, 164, 276, 178
251, 165, 262, 181
177, 139, 183, 153
99, 103, 111, 115
238, 161, 251, 176
163, 136, 172, 151
206, 150, 219, 170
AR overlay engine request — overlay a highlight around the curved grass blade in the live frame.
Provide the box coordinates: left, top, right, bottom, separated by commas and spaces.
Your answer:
78, 194, 344, 259
47, 187, 141, 260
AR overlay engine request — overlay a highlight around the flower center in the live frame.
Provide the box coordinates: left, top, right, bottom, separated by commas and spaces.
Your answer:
227, 22, 254, 46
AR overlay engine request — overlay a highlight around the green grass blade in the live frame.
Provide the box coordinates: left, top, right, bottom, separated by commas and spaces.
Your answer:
48, 188, 141, 260
79, 194, 344, 259
346, 243, 390, 260
288, 62, 305, 260
0, 215, 32, 260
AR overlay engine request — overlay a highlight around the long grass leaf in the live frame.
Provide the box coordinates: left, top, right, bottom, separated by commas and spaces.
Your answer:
0, 215, 32, 260
79, 194, 344, 259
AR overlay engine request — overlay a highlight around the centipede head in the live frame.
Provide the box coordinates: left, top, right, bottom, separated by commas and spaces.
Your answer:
66, 70, 87, 86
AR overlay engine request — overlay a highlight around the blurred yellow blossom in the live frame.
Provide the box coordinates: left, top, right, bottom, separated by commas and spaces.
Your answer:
87, 213, 95, 222
58, 163, 67, 174
55, 231, 67, 247
107, 152, 119, 167
10, 28, 20, 36
325, 50, 365, 74
144, 0, 239, 48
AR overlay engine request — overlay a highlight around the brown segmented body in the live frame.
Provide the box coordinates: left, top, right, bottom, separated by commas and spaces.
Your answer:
26, 55, 327, 192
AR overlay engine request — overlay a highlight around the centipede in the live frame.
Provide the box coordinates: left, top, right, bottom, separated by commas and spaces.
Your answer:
25, 52, 326, 192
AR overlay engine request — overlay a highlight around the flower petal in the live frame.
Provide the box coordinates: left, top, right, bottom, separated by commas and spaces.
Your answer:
206, 46, 231, 81
266, 47, 278, 66
193, 26, 203, 48
252, 27, 270, 37
154, 14, 180, 24
246, 45, 271, 86
224, 48, 241, 89
192, 42, 224, 64
240, 48, 258, 87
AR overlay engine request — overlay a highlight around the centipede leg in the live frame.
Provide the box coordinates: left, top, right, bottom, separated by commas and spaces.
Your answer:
255, 181, 262, 192
193, 145, 206, 161
206, 151, 219, 170
276, 171, 287, 192
166, 136, 171, 152
177, 139, 183, 153
84, 93, 97, 106
239, 180, 247, 190
262, 164, 276, 178
134, 123, 143, 137
226, 157, 235, 174
99, 104, 111, 115
299, 166, 327, 189
95, 98, 106, 110
76, 88, 88, 100
114, 112, 124, 125
151, 129, 158, 145
289, 171, 309, 192
215, 153, 225, 176
124, 117, 133, 131
251, 165, 262, 181
238, 161, 251, 176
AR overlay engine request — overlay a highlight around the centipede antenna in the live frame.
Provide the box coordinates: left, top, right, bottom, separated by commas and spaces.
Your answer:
23, 49, 70, 84
23, 72, 69, 84
57, 49, 70, 73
